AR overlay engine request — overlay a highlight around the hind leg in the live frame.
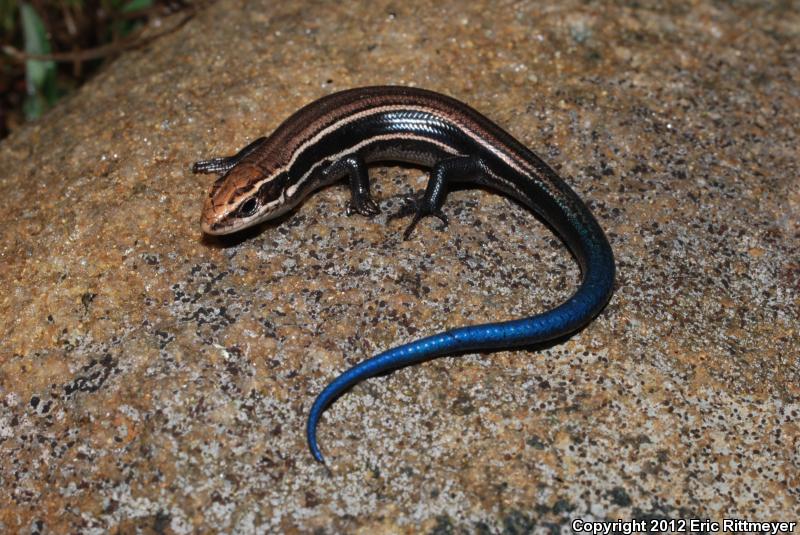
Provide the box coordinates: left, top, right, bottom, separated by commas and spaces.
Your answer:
391, 156, 487, 240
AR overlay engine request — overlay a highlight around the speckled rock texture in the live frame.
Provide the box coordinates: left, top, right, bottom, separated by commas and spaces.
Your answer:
1, 0, 798, 532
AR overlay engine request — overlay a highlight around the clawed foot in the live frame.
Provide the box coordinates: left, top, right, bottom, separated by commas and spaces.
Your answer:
192, 137, 267, 175
388, 193, 448, 240
192, 157, 230, 174
346, 194, 381, 217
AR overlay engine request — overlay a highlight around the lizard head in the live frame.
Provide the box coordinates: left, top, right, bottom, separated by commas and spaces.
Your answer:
201, 164, 291, 235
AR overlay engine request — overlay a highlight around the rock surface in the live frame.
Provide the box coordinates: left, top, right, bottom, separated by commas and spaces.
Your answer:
1, 0, 798, 532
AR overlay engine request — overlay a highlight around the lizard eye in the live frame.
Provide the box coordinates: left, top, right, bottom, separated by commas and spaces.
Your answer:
238, 198, 259, 217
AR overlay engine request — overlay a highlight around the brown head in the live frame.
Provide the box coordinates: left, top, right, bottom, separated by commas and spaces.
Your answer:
201, 163, 291, 235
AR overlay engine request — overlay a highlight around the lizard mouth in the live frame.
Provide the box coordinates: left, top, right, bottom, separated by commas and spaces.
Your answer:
200, 219, 227, 235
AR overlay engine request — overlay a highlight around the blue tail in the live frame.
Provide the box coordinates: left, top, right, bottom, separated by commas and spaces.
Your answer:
306, 253, 614, 463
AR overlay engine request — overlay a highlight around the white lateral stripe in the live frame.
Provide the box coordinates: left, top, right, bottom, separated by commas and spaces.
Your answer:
241, 104, 538, 206
286, 132, 460, 198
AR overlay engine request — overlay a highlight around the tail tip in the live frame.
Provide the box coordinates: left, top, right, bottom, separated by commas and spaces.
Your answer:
308, 423, 327, 463
311, 444, 326, 464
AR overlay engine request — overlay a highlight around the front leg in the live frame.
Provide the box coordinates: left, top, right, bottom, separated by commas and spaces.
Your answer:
395, 155, 487, 240
192, 137, 267, 175
322, 154, 380, 217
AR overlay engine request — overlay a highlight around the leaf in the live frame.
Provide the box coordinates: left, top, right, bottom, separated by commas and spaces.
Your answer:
19, 3, 56, 95
122, 0, 152, 14
23, 92, 45, 119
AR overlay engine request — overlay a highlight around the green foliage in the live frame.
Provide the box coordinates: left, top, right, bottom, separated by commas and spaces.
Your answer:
122, 0, 153, 13
117, 0, 154, 35
1, 0, 177, 135
20, 2, 58, 120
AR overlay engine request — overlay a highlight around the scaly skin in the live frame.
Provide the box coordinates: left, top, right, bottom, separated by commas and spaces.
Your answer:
193, 86, 615, 463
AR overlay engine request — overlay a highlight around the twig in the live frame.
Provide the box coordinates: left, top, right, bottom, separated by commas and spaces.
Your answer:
2, 10, 194, 64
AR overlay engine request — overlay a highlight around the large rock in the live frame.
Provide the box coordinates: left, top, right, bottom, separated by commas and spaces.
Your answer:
1, 0, 797, 531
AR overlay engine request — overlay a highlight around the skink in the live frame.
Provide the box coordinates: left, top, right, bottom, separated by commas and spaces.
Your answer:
193, 86, 615, 463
